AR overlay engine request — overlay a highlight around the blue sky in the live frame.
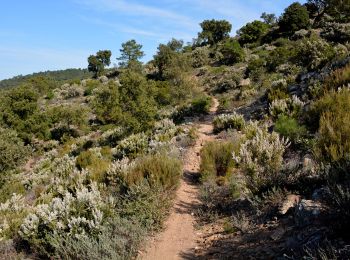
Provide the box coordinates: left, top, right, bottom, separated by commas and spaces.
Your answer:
0, 0, 305, 80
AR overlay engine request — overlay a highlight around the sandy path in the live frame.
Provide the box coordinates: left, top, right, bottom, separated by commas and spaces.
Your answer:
140, 98, 219, 260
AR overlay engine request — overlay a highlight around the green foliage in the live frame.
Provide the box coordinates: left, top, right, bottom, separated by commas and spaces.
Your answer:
88, 50, 112, 78
117, 39, 145, 70
0, 85, 50, 141
200, 141, 236, 182
323, 63, 350, 92
126, 153, 182, 190
0, 69, 92, 89
294, 35, 336, 70
76, 148, 112, 183
315, 89, 350, 162
153, 39, 190, 80
0, 127, 29, 172
325, 0, 350, 22
238, 20, 270, 45
172, 95, 212, 123
191, 95, 212, 114
267, 79, 289, 103
260, 12, 277, 25
48, 216, 145, 260
279, 2, 310, 34
274, 115, 307, 142
191, 46, 210, 68
266, 43, 297, 72
198, 19, 232, 46
217, 38, 244, 65
213, 113, 246, 133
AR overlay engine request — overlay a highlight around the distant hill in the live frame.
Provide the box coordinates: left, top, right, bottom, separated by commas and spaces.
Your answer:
0, 68, 93, 89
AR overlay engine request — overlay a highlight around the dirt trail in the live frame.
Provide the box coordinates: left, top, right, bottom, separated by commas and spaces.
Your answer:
140, 98, 219, 260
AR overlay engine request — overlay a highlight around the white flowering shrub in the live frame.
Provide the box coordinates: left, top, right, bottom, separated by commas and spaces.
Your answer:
296, 36, 336, 70
233, 128, 290, 192
213, 112, 245, 133
191, 46, 210, 68
269, 96, 305, 118
99, 127, 127, 146
0, 194, 27, 240
19, 183, 112, 249
112, 133, 149, 159
106, 158, 135, 186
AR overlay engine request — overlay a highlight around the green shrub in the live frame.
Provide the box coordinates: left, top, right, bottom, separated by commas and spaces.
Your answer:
217, 38, 245, 65
323, 63, 350, 92
213, 113, 245, 133
191, 46, 210, 68
191, 95, 212, 114
266, 44, 297, 72
315, 89, 350, 162
279, 2, 310, 34
237, 20, 270, 45
0, 127, 30, 172
126, 153, 182, 190
200, 141, 236, 182
267, 79, 289, 103
274, 115, 307, 142
48, 216, 145, 260
295, 35, 336, 70
76, 148, 112, 183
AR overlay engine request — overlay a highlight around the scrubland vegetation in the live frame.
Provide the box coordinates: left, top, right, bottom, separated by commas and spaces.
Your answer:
0, 0, 350, 258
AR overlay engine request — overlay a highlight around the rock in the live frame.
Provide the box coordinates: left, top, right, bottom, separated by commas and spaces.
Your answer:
239, 78, 251, 87
294, 200, 324, 227
279, 194, 301, 215
98, 75, 109, 83
312, 187, 331, 201
302, 155, 316, 173
270, 227, 286, 241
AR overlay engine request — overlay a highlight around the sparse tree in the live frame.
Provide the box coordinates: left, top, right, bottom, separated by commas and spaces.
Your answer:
198, 19, 232, 46
260, 12, 277, 25
237, 20, 270, 45
88, 50, 112, 78
117, 39, 145, 69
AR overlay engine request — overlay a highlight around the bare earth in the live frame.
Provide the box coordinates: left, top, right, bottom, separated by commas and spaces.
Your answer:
140, 98, 219, 260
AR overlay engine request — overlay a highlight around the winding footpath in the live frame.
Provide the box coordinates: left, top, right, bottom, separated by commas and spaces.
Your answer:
140, 98, 219, 260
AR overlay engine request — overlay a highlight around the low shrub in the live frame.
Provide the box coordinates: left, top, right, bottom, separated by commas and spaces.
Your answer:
310, 89, 350, 162
0, 127, 30, 172
191, 95, 212, 114
47, 216, 145, 260
126, 153, 182, 190
19, 183, 113, 255
274, 115, 307, 142
191, 46, 210, 68
294, 36, 336, 70
200, 141, 237, 182
213, 113, 245, 133
112, 133, 149, 159
269, 96, 305, 118
233, 128, 290, 192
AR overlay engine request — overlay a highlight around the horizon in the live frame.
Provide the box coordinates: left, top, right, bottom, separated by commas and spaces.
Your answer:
0, 0, 304, 80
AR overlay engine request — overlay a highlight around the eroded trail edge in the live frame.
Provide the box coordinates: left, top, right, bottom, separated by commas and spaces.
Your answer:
140, 98, 219, 260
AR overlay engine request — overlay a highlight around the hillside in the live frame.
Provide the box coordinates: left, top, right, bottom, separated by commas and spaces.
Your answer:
0, 68, 93, 89
1, 0, 350, 259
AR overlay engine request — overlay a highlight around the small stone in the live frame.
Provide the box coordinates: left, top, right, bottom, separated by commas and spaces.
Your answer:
279, 194, 301, 215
